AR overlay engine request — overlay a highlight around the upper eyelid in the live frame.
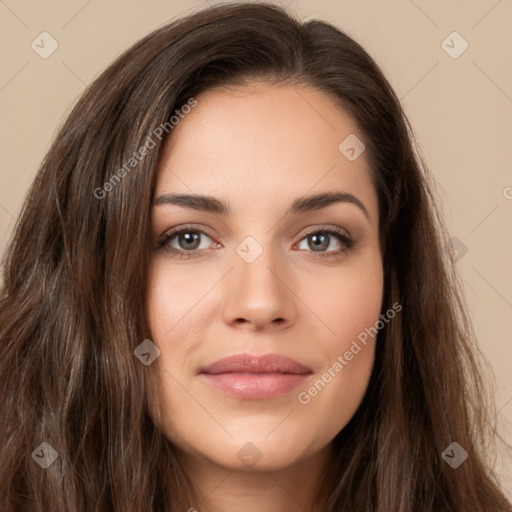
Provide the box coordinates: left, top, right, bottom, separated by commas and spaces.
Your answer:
301, 224, 351, 238
162, 224, 218, 242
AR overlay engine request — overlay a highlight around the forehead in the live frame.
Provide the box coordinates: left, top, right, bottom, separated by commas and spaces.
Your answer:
155, 82, 377, 221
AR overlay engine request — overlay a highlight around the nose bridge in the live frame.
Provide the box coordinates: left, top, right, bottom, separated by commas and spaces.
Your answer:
222, 233, 296, 329
235, 234, 280, 288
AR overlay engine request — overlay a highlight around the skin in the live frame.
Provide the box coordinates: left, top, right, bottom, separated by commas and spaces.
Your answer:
146, 81, 383, 512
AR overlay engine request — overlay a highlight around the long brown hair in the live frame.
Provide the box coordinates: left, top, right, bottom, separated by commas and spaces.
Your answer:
1, 2, 510, 511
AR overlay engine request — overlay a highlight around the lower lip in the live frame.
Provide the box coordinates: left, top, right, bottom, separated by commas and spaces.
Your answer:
201, 372, 310, 400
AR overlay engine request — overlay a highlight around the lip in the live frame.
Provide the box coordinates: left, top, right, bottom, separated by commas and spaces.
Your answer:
199, 353, 312, 400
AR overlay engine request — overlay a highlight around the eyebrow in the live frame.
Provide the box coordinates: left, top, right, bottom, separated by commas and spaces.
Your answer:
153, 191, 370, 221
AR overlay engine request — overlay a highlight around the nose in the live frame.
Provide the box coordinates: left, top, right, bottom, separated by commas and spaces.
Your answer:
222, 243, 297, 331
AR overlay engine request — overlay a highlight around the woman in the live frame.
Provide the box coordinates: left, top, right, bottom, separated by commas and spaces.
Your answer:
0, 2, 510, 511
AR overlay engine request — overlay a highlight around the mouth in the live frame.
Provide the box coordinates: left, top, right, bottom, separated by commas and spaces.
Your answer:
199, 353, 313, 400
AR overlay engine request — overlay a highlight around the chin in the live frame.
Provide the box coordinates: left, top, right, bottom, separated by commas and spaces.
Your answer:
168, 423, 315, 471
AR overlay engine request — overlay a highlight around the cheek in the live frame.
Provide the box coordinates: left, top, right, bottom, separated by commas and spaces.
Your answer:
145, 263, 202, 431
296, 289, 381, 444
145, 259, 212, 344
294, 256, 382, 434
297, 344, 375, 449
305, 252, 384, 345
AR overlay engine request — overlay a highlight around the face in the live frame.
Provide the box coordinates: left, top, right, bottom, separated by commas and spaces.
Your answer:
146, 82, 383, 472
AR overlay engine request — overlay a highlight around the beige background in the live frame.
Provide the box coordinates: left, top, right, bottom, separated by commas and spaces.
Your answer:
1, 0, 511, 497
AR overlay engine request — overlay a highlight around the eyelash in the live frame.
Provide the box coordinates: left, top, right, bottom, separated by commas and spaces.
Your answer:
157, 224, 355, 260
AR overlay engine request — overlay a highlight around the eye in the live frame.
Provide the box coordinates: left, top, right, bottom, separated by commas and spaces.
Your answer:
157, 224, 355, 259
157, 225, 219, 259
295, 226, 354, 257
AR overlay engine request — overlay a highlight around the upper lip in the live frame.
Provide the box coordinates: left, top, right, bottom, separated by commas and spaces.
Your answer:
200, 353, 312, 375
